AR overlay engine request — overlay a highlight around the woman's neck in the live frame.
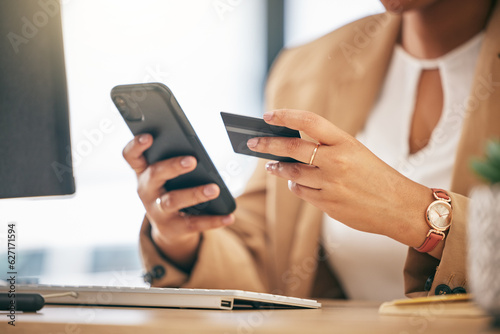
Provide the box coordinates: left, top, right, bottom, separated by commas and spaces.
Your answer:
401, 0, 494, 59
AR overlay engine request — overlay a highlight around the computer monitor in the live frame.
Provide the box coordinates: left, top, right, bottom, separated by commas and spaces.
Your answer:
0, 0, 75, 198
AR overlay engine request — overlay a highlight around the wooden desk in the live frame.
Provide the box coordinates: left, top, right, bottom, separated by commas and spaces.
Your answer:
1, 300, 498, 334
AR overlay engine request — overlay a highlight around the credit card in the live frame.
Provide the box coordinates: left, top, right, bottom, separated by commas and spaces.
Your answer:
220, 112, 301, 163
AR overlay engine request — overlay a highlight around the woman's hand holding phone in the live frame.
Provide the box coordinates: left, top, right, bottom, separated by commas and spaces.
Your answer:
123, 134, 235, 271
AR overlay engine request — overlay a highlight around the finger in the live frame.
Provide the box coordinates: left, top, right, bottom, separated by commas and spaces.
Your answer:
265, 161, 323, 189
137, 156, 197, 201
287, 180, 323, 202
155, 183, 221, 213
247, 136, 322, 165
123, 134, 153, 175
150, 213, 234, 241
182, 214, 235, 233
263, 109, 345, 146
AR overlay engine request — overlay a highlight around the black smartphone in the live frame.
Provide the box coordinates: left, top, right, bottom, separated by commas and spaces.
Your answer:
111, 83, 236, 215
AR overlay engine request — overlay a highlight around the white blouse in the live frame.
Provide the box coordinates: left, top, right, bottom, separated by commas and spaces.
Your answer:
321, 33, 484, 301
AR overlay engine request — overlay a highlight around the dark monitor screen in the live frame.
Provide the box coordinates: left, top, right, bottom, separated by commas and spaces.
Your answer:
0, 0, 75, 198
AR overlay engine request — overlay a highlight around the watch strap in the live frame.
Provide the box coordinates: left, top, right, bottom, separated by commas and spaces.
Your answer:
415, 230, 445, 253
432, 188, 451, 202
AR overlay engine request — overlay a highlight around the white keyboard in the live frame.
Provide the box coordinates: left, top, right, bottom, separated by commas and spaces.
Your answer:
13, 285, 321, 310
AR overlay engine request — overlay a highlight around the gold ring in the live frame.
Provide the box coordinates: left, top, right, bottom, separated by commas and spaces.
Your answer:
309, 143, 320, 165
155, 197, 163, 211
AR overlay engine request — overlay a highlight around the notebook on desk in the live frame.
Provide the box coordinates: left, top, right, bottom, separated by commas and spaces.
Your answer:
378, 294, 486, 317
16, 285, 321, 310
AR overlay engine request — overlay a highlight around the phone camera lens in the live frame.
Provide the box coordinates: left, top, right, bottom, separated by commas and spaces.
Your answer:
113, 95, 144, 122
115, 96, 126, 108
114, 96, 131, 116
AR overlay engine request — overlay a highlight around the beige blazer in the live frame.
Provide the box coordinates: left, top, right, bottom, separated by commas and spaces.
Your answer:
140, 6, 500, 298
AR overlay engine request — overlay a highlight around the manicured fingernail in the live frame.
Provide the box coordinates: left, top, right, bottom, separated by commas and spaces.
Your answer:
180, 156, 195, 168
288, 180, 294, 191
266, 161, 278, 172
203, 184, 218, 197
222, 215, 234, 225
138, 134, 149, 144
263, 112, 274, 121
247, 138, 259, 148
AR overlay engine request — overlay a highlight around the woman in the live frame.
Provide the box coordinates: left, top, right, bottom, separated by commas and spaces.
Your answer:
123, 0, 500, 300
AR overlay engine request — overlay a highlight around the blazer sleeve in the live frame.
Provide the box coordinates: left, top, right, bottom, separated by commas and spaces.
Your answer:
404, 192, 469, 297
139, 159, 272, 292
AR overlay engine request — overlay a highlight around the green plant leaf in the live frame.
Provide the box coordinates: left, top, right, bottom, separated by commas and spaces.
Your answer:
471, 159, 500, 184
486, 140, 500, 169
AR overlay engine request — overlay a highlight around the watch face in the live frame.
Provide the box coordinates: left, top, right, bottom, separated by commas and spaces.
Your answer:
427, 201, 452, 230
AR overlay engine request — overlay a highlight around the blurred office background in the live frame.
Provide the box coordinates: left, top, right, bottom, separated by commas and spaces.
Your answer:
0, 0, 384, 286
